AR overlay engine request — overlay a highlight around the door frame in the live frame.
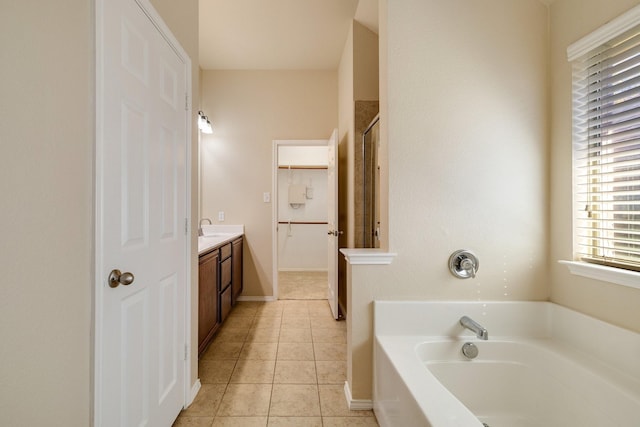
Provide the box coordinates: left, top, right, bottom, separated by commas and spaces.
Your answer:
93, 0, 193, 422
271, 139, 328, 299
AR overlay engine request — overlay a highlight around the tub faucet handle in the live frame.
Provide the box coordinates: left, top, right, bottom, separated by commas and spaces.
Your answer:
460, 257, 476, 278
448, 250, 479, 279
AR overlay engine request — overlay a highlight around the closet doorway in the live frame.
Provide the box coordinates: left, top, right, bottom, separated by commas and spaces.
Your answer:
272, 140, 329, 301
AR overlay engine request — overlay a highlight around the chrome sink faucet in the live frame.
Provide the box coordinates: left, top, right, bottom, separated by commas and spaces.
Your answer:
198, 218, 212, 236
460, 316, 488, 340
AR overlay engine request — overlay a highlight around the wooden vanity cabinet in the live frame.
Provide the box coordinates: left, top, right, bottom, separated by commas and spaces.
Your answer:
198, 236, 244, 357
219, 243, 233, 323
231, 237, 243, 304
198, 249, 219, 356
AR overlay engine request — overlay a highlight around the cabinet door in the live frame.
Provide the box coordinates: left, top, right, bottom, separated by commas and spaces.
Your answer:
232, 238, 243, 304
220, 284, 232, 323
198, 250, 219, 356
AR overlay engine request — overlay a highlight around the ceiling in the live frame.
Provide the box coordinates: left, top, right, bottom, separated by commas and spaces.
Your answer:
199, 0, 378, 70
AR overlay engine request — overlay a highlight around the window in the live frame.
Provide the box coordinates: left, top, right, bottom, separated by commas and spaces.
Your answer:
569, 8, 640, 273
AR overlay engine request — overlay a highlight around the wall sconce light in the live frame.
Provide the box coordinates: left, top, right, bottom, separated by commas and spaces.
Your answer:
197, 110, 213, 134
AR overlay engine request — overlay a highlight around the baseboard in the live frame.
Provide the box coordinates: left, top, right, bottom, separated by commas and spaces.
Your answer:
343, 381, 373, 410
186, 379, 201, 408
278, 268, 328, 272
236, 295, 277, 302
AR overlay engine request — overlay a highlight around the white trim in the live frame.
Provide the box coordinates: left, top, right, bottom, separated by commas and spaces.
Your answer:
343, 381, 373, 410
186, 379, 201, 408
274, 139, 329, 148
277, 268, 328, 272
567, 3, 640, 61
272, 141, 278, 300
559, 260, 640, 290
183, 70, 193, 420
340, 249, 397, 265
237, 295, 278, 302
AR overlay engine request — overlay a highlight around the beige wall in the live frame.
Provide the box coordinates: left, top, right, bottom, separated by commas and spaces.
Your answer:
353, 22, 379, 102
339, 24, 355, 148
0, 1, 199, 424
549, 0, 640, 332
349, 0, 549, 400
339, 24, 356, 247
338, 21, 380, 248
0, 1, 93, 425
378, 0, 390, 250
200, 70, 338, 297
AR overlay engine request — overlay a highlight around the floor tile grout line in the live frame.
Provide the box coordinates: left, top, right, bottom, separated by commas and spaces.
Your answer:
268, 320, 280, 420
184, 294, 370, 425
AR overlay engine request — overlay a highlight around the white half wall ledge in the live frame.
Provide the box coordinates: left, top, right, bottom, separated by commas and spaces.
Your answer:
340, 248, 397, 265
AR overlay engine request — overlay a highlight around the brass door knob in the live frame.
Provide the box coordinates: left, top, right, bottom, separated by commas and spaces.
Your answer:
108, 269, 135, 288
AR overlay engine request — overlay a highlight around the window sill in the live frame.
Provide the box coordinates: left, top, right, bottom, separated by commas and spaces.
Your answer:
558, 260, 640, 290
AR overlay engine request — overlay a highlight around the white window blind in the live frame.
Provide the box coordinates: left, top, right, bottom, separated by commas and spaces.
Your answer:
572, 25, 640, 272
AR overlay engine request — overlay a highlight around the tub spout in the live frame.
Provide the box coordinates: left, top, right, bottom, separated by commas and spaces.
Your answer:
460, 316, 488, 340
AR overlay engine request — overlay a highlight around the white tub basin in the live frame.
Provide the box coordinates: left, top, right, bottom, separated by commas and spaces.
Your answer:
373, 301, 640, 427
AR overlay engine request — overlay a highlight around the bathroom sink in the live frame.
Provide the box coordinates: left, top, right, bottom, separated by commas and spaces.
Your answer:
198, 224, 244, 254
202, 233, 229, 237
200, 224, 244, 237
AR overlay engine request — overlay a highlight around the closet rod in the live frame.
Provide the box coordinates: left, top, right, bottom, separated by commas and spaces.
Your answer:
277, 165, 328, 170
278, 221, 328, 225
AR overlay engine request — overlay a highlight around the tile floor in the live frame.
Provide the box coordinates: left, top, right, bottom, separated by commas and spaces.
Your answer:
173, 299, 379, 427
278, 271, 328, 300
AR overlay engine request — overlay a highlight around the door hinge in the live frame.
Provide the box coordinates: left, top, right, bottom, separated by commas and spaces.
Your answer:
185, 93, 189, 111
185, 218, 189, 235
184, 344, 188, 361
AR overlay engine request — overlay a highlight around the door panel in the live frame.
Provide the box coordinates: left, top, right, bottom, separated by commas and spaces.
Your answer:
121, 102, 149, 248
158, 273, 178, 402
121, 289, 150, 426
96, 0, 188, 425
160, 126, 178, 239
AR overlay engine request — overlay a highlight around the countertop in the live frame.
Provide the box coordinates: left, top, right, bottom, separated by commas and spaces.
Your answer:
198, 224, 244, 255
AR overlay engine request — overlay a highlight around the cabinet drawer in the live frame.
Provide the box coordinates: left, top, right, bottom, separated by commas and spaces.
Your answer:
220, 285, 232, 323
220, 243, 232, 260
232, 237, 243, 304
220, 257, 232, 289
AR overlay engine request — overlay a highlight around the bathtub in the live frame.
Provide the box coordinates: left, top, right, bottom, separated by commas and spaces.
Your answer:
373, 301, 640, 427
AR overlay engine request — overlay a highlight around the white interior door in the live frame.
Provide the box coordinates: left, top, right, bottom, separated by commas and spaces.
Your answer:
95, 0, 189, 425
327, 129, 339, 319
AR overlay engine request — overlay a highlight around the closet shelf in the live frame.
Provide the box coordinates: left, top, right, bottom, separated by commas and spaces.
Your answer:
278, 165, 328, 170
